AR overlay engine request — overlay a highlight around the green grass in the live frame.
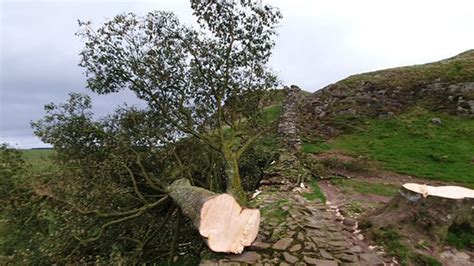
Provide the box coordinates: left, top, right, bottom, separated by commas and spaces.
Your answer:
330, 179, 398, 197
374, 228, 441, 266
374, 228, 411, 265
260, 199, 289, 222
301, 142, 331, 154
340, 50, 474, 90
302, 177, 326, 203
264, 104, 282, 122
21, 149, 55, 173
445, 223, 474, 249
306, 107, 474, 187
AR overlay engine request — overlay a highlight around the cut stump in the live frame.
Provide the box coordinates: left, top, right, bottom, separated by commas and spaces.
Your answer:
168, 179, 260, 254
364, 183, 474, 243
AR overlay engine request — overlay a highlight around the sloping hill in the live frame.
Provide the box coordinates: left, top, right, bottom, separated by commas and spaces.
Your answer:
302, 50, 474, 137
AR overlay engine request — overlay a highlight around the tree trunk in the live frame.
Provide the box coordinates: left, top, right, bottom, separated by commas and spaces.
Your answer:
223, 151, 247, 206
167, 178, 260, 254
365, 183, 474, 243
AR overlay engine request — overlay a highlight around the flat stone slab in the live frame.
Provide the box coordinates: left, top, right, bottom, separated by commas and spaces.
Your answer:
359, 253, 385, 265
273, 237, 293, 250
228, 251, 262, 264
283, 252, 299, 264
320, 249, 334, 260
289, 244, 302, 252
303, 256, 338, 266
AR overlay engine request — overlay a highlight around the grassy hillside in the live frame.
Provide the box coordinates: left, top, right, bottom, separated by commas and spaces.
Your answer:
340, 49, 474, 89
303, 107, 474, 187
302, 50, 474, 141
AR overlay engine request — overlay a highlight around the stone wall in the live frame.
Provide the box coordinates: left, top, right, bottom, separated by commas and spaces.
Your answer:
278, 85, 302, 152
301, 81, 474, 138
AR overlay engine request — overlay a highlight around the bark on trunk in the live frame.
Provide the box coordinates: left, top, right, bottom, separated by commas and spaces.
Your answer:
224, 151, 247, 205
365, 183, 474, 243
167, 178, 260, 254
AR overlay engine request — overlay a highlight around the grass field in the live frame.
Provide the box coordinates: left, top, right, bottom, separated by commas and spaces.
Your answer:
21, 149, 55, 173
303, 107, 474, 187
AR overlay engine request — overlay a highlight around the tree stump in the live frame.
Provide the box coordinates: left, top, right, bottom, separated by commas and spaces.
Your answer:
365, 183, 474, 243
168, 179, 260, 254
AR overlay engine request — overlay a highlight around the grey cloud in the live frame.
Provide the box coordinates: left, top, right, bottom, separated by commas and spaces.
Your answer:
1, 0, 474, 148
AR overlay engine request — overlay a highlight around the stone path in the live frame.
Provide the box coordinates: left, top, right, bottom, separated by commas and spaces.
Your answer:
200, 176, 387, 266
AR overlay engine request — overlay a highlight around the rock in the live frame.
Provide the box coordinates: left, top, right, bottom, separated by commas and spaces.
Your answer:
315, 259, 338, 266
283, 252, 299, 264
229, 251, 262, 264
431, 117, 443, 125
343, 218, 357, 227
303, 256, 338, 266
305, 222, 323, 229
359, 253, 384, 266
250, 240, 271, 250
303, 241, 316, 251
289, 244, 302, 252
273, 237, 293, 250
297, 232, 305, 241
319, 249, 334, 260
337, 253, 357, 262
200, 260, 218, 266
454, 251, 470, 260
349, 245, 362, 253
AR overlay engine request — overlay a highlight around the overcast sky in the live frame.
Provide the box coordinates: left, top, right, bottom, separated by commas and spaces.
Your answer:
1, 0, 474, 148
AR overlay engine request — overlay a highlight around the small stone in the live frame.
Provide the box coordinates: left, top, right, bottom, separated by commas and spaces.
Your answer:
454, 251, 470, 260
306, 257, 337, 266
297, 232, 305, 241
273, 237, 293, 250
343, 218, 357, 227
329, 240, 347, 247
303, 241, 316, 251
289, 244, 302, 252
250, 240, 271, 250
229, 251, 262, 264
199, 260, 218, 266
359, 253, 384, 266
305, 222, 322, 229
303, 256, 337, 266
319, 249, 334, 260
310, 236, 325, 244
349, 245, 362, 253
294, 263, 307, 266
283, 252, 299, 264
279, 262, 291, 266
286, 230, 296, 238
337, 253, 357, 262
431, 117, 443, 125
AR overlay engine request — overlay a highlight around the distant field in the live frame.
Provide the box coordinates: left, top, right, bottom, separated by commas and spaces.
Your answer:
303, 107, 474, 187
21, 149, 55, 173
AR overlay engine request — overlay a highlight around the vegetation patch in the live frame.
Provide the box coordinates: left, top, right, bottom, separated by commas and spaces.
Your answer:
302, 177, 326, 203
308, 107, 474, 186
373, 228, 442, 266
21, 149, 55, 173
301, 142, 331, 154
330, 179, 398, 197
445, 222, 474, 250
260, 199, 289, 222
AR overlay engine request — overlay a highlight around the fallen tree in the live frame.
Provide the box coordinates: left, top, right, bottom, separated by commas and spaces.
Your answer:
364, 183, 474, 244
168, 179, 260, 254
